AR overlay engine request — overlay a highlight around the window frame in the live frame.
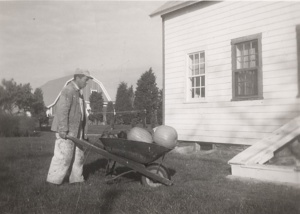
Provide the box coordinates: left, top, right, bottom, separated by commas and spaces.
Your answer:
231, 33, 263, 101
186, 50, 206, 102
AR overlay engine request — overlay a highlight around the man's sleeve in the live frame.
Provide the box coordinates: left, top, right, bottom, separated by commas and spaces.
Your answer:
57, 88, 72, 133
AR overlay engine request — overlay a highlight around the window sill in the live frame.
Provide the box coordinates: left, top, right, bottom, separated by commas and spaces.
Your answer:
231, 96, 264, 102
184, 99, 207, 104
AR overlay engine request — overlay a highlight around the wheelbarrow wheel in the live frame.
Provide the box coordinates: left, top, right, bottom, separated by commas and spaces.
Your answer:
141, 163, 170, 187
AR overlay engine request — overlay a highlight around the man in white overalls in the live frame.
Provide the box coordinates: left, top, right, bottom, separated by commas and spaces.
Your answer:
47, 69, 92, 185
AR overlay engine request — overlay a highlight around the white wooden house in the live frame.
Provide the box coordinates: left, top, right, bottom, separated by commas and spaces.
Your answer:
151, 1, 300, 185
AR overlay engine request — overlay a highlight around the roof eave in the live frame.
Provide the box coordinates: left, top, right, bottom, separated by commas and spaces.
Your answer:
149, 1, 199, 18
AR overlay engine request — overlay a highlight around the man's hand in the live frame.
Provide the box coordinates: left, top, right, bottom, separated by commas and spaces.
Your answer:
59, 131, 67, 139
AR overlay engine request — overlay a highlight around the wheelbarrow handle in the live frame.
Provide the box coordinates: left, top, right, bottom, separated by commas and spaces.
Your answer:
66, 135, 88, 147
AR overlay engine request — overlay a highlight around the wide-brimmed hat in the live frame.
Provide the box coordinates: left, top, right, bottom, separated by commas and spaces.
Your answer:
74, 68, 93, 79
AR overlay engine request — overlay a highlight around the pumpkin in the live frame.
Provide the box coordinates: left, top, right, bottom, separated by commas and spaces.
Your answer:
127, 127, 153, 143
153, 125, 178, 149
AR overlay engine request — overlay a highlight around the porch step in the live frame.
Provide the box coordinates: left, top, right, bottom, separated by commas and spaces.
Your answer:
230, 164, 300, 185
229, 116, 300, 165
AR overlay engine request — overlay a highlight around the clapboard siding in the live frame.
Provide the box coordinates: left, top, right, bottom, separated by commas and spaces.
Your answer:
165, 117, 292, 126
165, 105, 299, 114
165, 111, 299, 119
179, 135, 258, 145
165, 24, 299, 57
165, 2, 298, 37
264, 68, 297, 78
165, 98, 300, 108
165, 34, 296, 60
177, 124, 278, 133
165, 13, 299, 46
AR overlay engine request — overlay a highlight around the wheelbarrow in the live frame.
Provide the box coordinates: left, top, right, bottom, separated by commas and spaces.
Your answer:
67, 136, 173, 187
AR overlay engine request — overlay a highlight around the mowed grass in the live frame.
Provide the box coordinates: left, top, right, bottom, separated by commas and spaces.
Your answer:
0, 131, 300, 214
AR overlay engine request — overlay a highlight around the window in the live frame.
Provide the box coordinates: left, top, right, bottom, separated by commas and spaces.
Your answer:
188, 51, 205, 99
231, 33, 263, 100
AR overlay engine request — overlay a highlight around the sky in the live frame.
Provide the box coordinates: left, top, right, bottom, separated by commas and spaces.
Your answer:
0, 1, 165, 100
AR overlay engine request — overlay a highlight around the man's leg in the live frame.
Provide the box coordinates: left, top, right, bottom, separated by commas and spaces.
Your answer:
69, 145, 85, 183
46, 133, 74, 185
69, 127, 85, 184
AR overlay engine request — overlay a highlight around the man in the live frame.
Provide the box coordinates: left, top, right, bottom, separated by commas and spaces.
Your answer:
47, 68, 93, 185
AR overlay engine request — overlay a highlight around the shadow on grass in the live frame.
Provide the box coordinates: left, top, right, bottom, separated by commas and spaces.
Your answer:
113, 165, 177, 184
168, 167, 176, 177
100, 187, 124, 214
83, 158, 108, 179
83, 157, 178, 185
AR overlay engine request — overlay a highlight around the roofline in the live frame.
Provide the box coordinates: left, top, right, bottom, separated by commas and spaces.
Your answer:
149, 1, 199, 17
47, 78, 72, 108
91, 75, 112, 102
47, 75, 112, 108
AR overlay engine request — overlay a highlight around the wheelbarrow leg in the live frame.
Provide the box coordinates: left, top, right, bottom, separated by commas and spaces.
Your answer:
105, 160, 116, 176
153, 154, 166, 174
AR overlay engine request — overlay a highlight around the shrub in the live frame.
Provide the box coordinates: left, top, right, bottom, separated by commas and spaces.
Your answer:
0, 113, 19, 137
18, 116, 36, 136
0, 113, 37, 137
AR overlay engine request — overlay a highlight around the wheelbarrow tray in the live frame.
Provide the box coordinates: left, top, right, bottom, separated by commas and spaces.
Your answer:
67, 136, 173, 186
100, 138, 171, 164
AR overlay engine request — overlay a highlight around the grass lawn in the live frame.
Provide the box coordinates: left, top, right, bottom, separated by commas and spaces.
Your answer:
0, 130, 300, 214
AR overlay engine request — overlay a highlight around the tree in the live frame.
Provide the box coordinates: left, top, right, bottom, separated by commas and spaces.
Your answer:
31, 88, 47, 128
15, 83, 34, 113
89, 91, 104, 124
106, 101, 115, 128
0, 85, 6, 113
0, 79, 19, 114
128, 85, 135, 109
157, 89, 163, 125
115, 82, 134, 124
134, 68, 159, 124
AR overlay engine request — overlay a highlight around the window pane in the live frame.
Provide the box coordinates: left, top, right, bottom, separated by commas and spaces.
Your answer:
189, 54, 194, 62
201, 88, 205, 97
196, 88, 200, 97
250, 54, 256, 67
243, 55, 249, 68
189, 55, 194, 75
250, 41, 258, 67
201, 76, 205, 86
235, 70, 258, 96
191, 77, 195, 87
196, 76, 200, 87
251, 40, 258, 54
236, 44, 243, 57
200, 52, 205, 63
236, 57, 242, 69
200, 64, 205, 74
195, 53, 199, 64
195, 64, 200, 75
244, 43, 250, 56
236, 44, 243, 69
189, 64, 193, 74
191, 88, 194, 98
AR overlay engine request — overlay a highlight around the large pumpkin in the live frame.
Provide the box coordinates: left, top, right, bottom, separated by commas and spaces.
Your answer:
153, 125, 178, 149
127, 127, 153, 144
